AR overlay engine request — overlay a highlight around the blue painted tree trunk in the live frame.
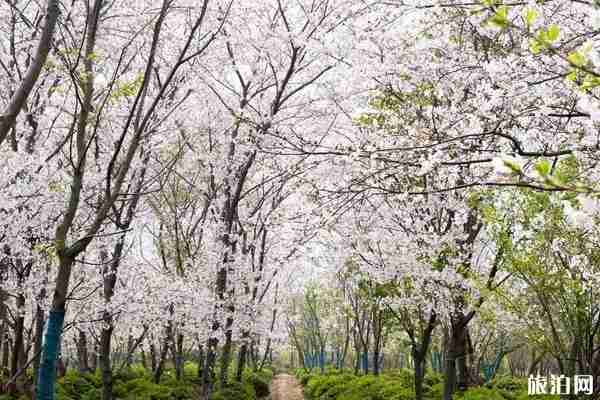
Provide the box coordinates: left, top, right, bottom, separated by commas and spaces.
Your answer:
362, 352, 369, 374
36, 310, 65, 400
319, 349, 325, 372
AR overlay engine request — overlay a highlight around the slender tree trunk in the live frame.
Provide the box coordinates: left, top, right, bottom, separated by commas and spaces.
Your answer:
0, 0, 60, 145
153, 329, 171, 384
174, 333, 184, 381
126, 335, 134, 368
150, 343, 157, 373
32, 305, 45, 387
202, 338, 217, 398
0, 288, 7, 379
373, 342, 381, 375
197, 343, 204, 380
219, 328, 233, 387
9, 293, 26, 394
36, 252, 73, 400
414, 349, 425, 400
443, 345, 456, 400
90, 345, 98, 372
99, 320, 113, 400
236, 341, 248, 382
77, 331, 90, 373
141, 349, 147, 370
2, 336, 11, 377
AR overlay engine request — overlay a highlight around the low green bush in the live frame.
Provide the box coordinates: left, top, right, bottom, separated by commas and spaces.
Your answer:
302, 371, 418, 400
183, 362, 199, 381
210, 381, 255, 400
487, 375, 527, 400
113, 377, 172, 400
299, 369, 532, 400
295, 368, 318, 385
5, 365, 271, 400
243, 369, 271, 398
453, 387, 507, 400
57, 370, 101, 399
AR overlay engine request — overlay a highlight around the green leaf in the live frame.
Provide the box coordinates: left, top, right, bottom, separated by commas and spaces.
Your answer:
488, 6, 509, 28
567, 51, 587, 67
566, 70, 578, 82
546, 24, 560, 42
581, 74, 600, 90
530, 39, 542, 55
534, 160, 551, 176
523, 8, 538, 27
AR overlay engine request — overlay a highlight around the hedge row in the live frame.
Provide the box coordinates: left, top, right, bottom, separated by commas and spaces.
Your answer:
0, 363, 273, 400
296, 369, 560, 400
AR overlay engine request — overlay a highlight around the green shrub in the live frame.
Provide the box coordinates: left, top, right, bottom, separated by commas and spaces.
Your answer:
210, 381, 256, 400
295, 368, 317, 385
79, 388, 101, 400
0, 395, 33, 400
515, 393, 558, 400
305, 373, 353, 399
57, 370, 100, 399
302, 372, 417, 400
169, 382, 195, 400
113, 377, 172, 400
488, 376, 527, 400
424, 382, 444, 400
453, 387, 508, 400
423, 371, 444, 388
183, 362, 199, 381
114, 364, 151, 382
243, 370, 270, 398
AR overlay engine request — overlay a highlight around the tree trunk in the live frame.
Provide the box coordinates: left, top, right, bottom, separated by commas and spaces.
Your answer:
443, 316, 469, 400
77, 331, 90, 373
414, 349, 425, 400
126, 335, 134, 369
197, 343, 204, 380
173, 333, 184, 381
90, 345, 98, 372
141, 349, 147, 370
99, 319, 114, 400
236, 342, 247, 382
2, 336, 11, 378
153, 330, 170, 384
0, 0, 60, 145
413, 313, 436, 400
32, 305, 45, 387
9, 293, 26, 394
219, 329, 233, 387
36, 304, 67, 400
202, 338, 217, 399
150, 343, 157, 373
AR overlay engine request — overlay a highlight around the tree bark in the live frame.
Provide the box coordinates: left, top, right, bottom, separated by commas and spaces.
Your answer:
197, 343, 204, 380
2, 336, 11, 378
99, 322, 114, 400
173, 333, 184, 381
412, 312, 436, 400
32, 305, 45, 387
0, 0, 60, 146
443, 315, 470, 400
9, 293, 26, 394
236, 343, 248, 382
219, 327, 233, 387
153, 329, 171, 384
76, 331, 90, 373
202, 338, 217, 399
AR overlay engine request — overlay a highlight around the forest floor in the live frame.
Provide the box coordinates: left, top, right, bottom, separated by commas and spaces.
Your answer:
270, 373, 304, 400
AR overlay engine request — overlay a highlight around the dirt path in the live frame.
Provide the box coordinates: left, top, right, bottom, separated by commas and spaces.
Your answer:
270, 373, 304, 400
